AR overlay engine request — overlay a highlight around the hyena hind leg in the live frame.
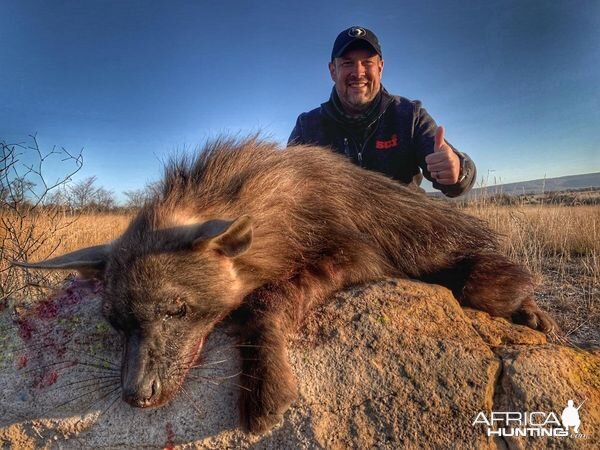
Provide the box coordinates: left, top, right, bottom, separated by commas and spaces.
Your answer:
430, 251, 559, 333
463, 252, 558, 333
512, 296, 559, 334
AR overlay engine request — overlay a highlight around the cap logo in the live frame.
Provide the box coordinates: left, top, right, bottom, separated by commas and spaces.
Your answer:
348, 27, 366, 37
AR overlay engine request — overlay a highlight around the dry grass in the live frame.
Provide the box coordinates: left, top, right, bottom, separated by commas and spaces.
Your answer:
0, 211, 130, 257
466, 205, 599, 267
45, 212, 132, 254
0, 212, 131, 300
463, 203, 599, 346
1, 203, 598, 345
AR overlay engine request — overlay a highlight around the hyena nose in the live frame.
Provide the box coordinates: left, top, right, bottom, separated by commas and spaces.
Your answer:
123, 378, 162, 408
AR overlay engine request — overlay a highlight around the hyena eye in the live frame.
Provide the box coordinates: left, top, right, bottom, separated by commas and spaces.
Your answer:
164, 303, 187, 320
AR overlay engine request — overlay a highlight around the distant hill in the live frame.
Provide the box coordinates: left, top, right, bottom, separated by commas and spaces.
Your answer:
427, 172, 600, 204
472, 172, 600, 195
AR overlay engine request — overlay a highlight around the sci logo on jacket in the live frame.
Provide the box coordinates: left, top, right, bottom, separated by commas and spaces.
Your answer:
375, 134, 398, 150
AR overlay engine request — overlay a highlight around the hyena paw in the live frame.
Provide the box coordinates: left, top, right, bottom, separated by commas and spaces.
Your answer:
513, 305, 560, 334
240, 371, 298, 434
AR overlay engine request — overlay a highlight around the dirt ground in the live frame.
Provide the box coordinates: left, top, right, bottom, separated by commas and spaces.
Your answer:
535, 258, 600, 348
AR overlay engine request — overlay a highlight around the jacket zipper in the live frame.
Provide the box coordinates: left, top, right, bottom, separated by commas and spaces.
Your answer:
344, 137, 363, 166
343, 103, 390, 168
327, 89, 394, 168
360, 125, 380, 166
343, 137, 350, 157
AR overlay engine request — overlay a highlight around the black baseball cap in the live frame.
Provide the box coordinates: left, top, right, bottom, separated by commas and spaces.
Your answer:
331, 26, 382, 61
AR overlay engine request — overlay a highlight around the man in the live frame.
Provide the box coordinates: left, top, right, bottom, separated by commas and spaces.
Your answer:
288, 26, 476, 197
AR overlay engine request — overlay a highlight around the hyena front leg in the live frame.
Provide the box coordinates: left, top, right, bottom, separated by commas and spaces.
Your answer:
234, 261, 353, 433
236, 302, 298, 434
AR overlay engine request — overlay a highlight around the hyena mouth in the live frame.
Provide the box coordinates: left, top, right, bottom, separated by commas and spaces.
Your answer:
172, 336, 207, 390
155, 336, 207, 406
190, 336, 206, 366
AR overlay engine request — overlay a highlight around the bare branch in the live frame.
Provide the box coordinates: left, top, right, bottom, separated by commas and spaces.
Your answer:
0, 135, 85, 303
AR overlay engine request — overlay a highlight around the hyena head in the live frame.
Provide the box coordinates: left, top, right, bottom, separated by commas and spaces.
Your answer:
14, 215, 253, 408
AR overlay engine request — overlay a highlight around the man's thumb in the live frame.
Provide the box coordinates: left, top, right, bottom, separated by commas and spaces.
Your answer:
434, 126, 445, 151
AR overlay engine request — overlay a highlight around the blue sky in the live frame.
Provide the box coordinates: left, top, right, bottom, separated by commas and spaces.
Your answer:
1, 0, 598, 200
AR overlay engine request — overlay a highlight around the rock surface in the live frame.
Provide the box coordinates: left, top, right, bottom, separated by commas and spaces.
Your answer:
0, 279, 598, 449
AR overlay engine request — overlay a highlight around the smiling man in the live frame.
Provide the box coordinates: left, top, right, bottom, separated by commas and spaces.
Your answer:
289, 26, 476, 197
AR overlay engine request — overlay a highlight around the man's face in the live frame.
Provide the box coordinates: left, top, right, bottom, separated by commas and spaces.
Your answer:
329, 47, 384, 115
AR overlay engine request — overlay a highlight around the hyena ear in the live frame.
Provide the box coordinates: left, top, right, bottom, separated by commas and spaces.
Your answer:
193, 215, 253, 257
12, 244, 111, 280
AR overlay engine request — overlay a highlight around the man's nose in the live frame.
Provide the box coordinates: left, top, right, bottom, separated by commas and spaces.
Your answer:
351, 61, 366, 77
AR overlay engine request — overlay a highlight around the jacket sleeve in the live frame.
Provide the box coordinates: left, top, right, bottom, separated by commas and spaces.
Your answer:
287, 114, 306, 146
413, 102, 476, 198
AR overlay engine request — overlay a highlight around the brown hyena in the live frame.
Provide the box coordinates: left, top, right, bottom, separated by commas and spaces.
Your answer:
15, 137, 557, 433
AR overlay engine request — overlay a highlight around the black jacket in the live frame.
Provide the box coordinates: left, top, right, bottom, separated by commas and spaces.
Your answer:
288, 89, 476, 197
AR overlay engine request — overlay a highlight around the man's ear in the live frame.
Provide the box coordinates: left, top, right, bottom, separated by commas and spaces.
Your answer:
328, 60, 337, 82
192, 215, 253, 257
12, 244, 111, 280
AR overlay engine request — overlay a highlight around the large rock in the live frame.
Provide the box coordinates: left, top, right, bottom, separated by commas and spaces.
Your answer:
0, 279, 598, 449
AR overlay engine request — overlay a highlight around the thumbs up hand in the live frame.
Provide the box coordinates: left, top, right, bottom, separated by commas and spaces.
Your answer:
425, 126, 461, 185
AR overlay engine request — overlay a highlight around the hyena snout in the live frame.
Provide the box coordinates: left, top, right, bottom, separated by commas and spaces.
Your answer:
122, 335, 165, 408
122, 371, 162, 408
